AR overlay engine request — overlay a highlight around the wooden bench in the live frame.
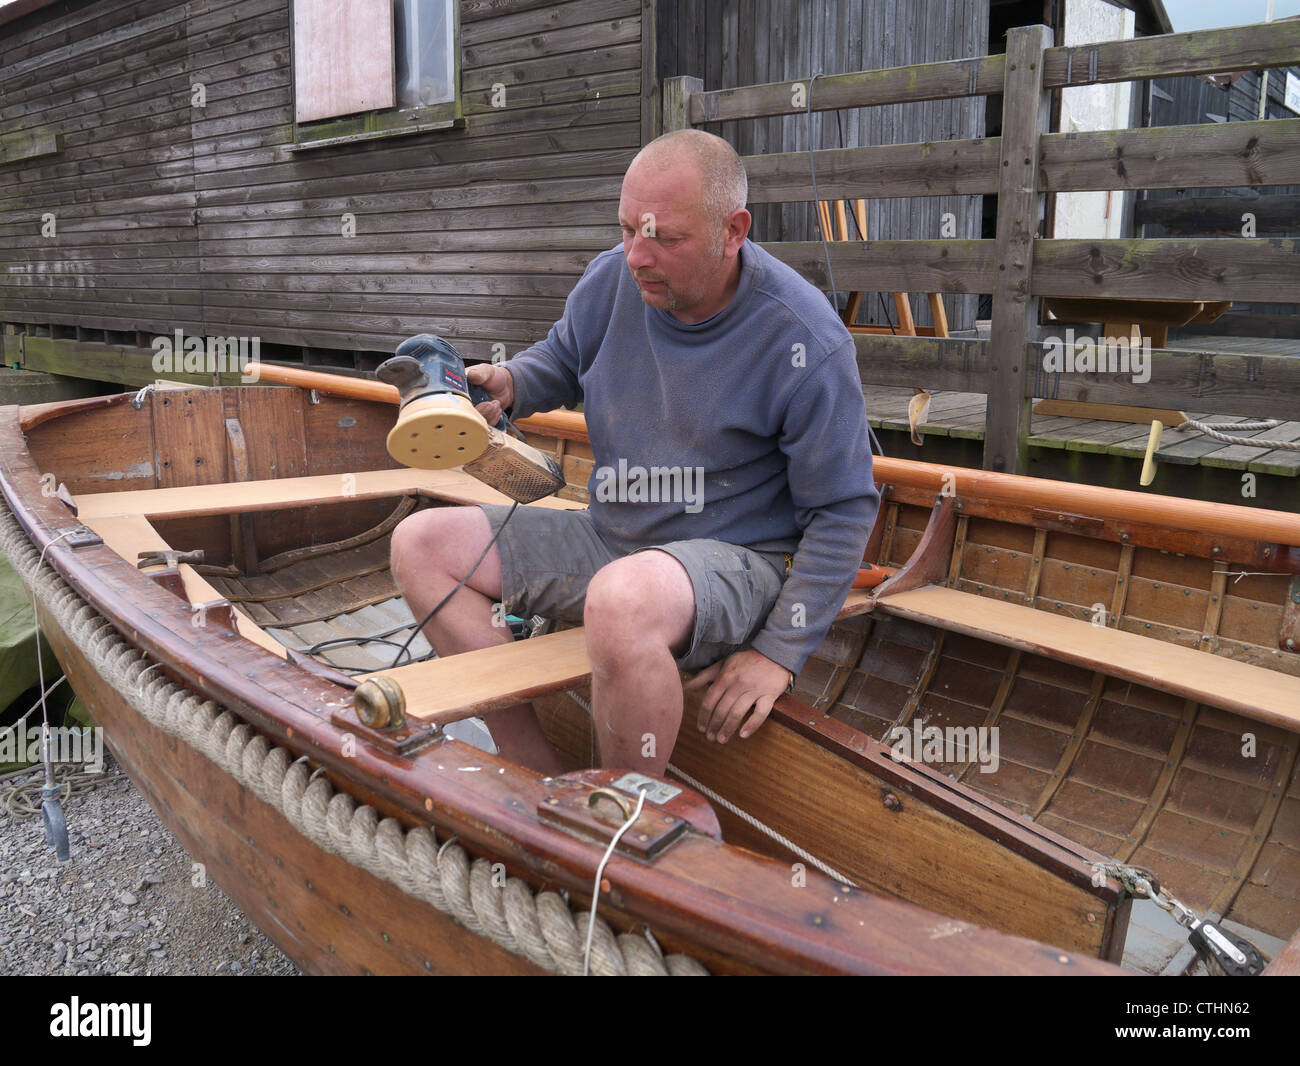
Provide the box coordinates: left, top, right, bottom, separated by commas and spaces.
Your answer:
84, 514, 288, 658
363, 588, 877, 727
873, 584, 1300, 733
74, 467, 583, 520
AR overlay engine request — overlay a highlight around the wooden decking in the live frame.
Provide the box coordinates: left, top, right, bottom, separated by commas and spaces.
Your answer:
870, 335, 1300, 479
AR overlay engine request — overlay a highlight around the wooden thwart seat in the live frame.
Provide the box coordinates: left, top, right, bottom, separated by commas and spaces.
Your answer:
84, 513, 287, 658
75, 468, 585, 520
364, 588, 877, 727
874, 584, 1300, 732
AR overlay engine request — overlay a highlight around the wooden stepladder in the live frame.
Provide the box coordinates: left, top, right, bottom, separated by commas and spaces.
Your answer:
816, 198, 950, 338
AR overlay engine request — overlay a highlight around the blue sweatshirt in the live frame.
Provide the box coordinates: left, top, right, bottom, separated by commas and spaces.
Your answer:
505, 239, 879, 675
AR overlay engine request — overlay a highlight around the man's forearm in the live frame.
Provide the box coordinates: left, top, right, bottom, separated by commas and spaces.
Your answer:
748, 502, 875, 676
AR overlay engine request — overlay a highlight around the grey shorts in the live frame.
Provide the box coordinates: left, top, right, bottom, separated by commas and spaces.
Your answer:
480, 504, 787, 672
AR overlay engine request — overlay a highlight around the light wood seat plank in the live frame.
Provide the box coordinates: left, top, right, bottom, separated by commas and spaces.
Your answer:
74, 467, 587, 519
365, 587, 877, 726
874, 584, 1300, 732
85, 514, 287, 658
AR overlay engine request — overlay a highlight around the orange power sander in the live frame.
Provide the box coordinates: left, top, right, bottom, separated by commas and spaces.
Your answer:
376, 334, 565, 504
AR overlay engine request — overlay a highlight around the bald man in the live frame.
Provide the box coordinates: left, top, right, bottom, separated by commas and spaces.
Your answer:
390, 130, 879, 775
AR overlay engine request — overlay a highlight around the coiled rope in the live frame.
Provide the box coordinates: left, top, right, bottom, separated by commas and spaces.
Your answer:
1, 762, 107, 819
0, 504, 708, 976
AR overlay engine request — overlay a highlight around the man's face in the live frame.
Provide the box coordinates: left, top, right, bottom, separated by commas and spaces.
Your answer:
617, 157, 746, 323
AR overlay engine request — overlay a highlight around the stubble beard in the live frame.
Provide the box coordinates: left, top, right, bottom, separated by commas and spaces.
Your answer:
633, 229, 728, 313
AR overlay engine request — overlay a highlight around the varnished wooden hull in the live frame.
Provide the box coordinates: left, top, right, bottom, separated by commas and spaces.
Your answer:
4, 386, 1298, 975
34, 598, 541, 975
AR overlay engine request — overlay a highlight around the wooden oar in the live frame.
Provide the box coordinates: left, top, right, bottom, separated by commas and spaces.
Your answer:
245, 363, 400, 404
244, 368, 1300, 548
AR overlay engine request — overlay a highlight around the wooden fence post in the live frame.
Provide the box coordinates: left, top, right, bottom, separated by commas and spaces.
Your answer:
661, 76, 703, 134
983, 24, 1052, 474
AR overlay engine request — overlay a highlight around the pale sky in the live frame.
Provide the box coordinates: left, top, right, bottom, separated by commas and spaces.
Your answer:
1161, 0, 1299, 29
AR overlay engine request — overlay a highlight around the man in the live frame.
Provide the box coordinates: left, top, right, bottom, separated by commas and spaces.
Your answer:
390, 129, 878, 776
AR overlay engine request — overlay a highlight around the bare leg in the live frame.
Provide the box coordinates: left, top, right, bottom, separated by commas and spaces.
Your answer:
584, 551, 696, 774
389, 507, 565, 775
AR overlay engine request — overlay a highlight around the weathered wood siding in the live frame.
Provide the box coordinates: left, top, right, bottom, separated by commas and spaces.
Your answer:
0, 0, 644, 377
657, 0, 988, 330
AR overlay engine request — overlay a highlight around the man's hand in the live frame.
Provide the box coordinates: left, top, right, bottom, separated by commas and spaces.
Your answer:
685, 648, 791, 745
466, 362, 515, 425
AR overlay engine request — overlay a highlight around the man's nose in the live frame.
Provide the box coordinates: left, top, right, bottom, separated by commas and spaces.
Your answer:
625, 233, 654, 270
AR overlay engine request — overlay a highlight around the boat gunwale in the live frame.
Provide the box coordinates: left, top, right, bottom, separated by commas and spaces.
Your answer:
0, 400, 1129, 976
517, 410, 1300, 555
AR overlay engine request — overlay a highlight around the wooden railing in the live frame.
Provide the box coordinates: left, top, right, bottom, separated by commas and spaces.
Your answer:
661, 20, 1300, 474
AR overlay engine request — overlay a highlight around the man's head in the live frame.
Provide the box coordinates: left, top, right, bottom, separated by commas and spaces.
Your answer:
618, 129, 751, 323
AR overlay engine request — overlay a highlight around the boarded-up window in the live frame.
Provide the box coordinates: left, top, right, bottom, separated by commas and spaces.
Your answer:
293, 0, 396, 123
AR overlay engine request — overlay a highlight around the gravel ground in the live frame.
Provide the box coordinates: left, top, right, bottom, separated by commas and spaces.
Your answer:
0, 752, 299, 976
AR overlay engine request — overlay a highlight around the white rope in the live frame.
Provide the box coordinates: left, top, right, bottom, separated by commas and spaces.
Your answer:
664, 762, 858, 888
563, 691, 857, 888
1180, 417, 1300, 451
1213, 569, 1291, 583
583, 786, 647, 976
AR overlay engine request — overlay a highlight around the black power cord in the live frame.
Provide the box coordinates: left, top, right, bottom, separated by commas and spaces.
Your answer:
388, 501, 519, 669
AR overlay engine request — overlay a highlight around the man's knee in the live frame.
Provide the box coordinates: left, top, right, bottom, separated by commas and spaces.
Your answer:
584, 551, 695, 663
391, 506, 493, 584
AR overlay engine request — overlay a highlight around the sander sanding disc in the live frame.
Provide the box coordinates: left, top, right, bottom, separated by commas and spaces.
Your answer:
386, 394, 490, 470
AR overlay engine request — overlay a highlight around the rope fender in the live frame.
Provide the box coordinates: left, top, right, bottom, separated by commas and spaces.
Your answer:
0, 504, 708, 976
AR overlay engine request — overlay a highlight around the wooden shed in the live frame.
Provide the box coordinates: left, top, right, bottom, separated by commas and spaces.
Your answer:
0, 0, 1153, 386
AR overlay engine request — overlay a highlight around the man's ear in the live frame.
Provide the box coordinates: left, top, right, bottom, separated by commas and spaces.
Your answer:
725, 208, 752, 255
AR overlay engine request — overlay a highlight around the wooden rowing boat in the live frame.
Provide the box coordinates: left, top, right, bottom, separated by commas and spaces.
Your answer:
2, 377, 1298, 976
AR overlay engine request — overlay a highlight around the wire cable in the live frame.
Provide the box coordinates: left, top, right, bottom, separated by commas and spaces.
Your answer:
387, 501, 519, 669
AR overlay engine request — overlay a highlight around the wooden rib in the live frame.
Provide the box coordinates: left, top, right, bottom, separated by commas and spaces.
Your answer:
250, 590, 403, 628
1213, 742, 1300, 918
1031, 673, 1107, 820
1025, 528, 1099, 815
1205, 562, 1295, 917
1110, 544, 1191, 863
1022, 528, 1048, 606
875, 501, 900, 567
876, 586, 1300, 731
954, 529, 1046, 781
886, 630, 947, 739
811, 619, 874, 712
1200, 565, 1228, 654
1110, 543, 1135, 626
1114, 701, 1200, 864
946, 515, 971, 588
223, 561, 392, 603
254, 496, 417, 574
